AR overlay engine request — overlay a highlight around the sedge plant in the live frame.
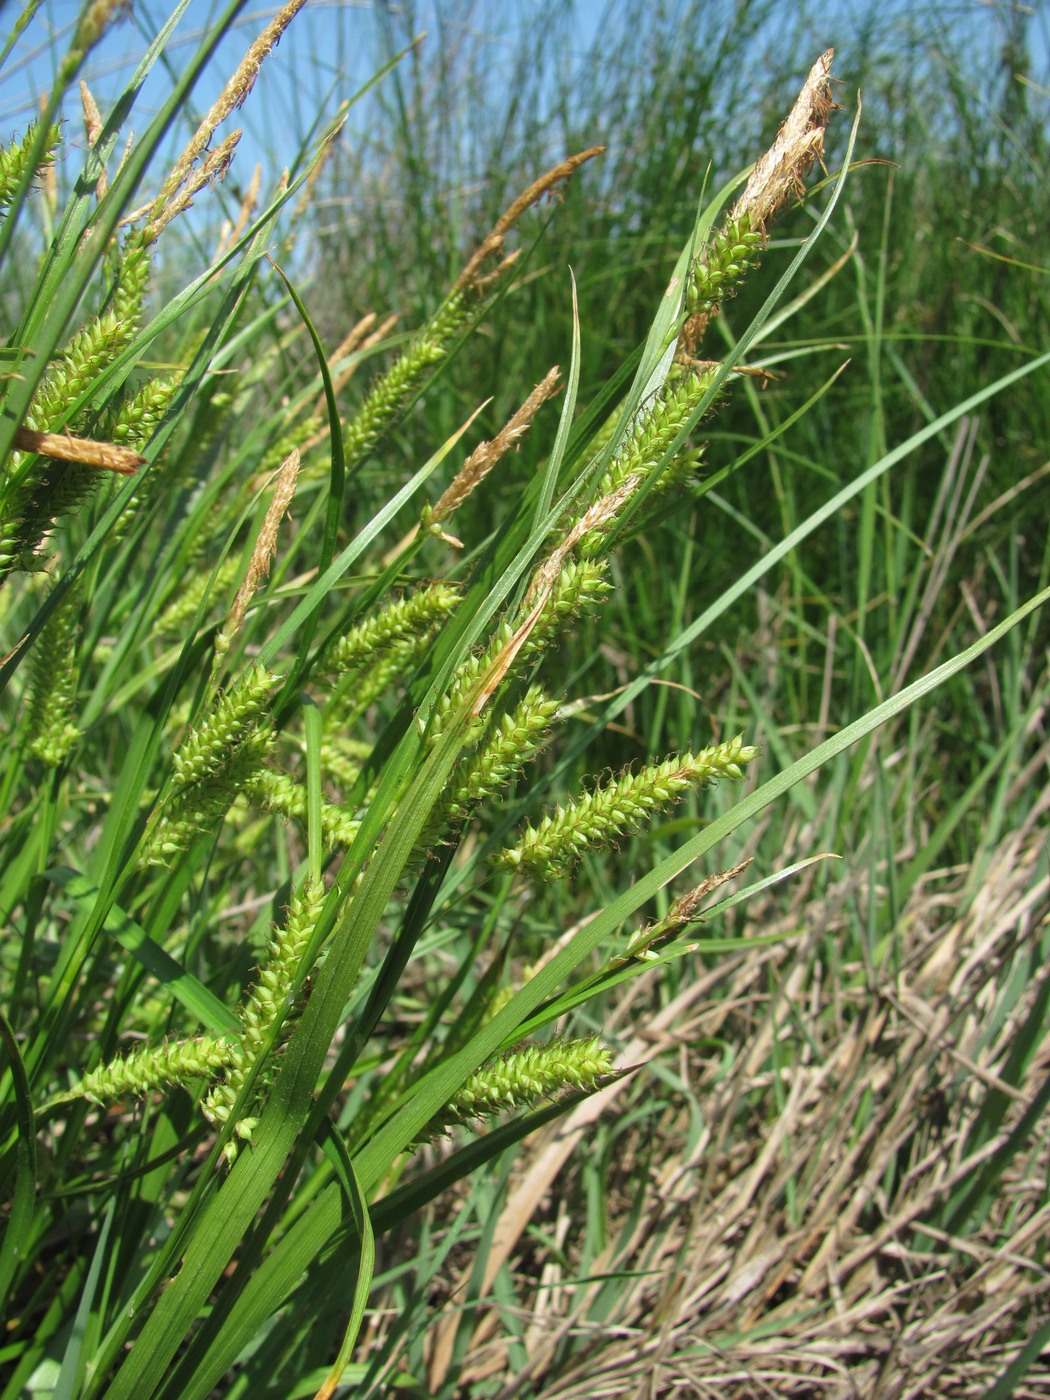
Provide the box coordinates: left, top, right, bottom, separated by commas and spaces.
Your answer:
1, 8, 1048, 1399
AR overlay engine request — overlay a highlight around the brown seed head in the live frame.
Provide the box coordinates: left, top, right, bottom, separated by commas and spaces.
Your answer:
428, 366, 561, 530
14, 426, 144, 476
731, 49, 836, 233
156, 0, 308, 210
218, 448, 301, 652
455, 147, 604, 293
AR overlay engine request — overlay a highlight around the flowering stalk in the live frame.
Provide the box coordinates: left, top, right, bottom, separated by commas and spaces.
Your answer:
106, 373, 179, 451
216, 447, 301, 657
426, 1037, 613, 1135
417, 685, 561, 852
1, 234, 153, 577
204, 877, 326, 1158
142, 665, 278, 865
319, 583, 459, 679
684, 211, 765, 322
59, 0, 130, 84
430, 560, 609, 742
422, 367, 561, 544
26, 578, 83, 767
0, 120, 61, 212
317, 737, 373, 793
319, 582, 461, 726
65, 1035, 243, 1106
500, 736, 758, 879
148, 0, 309, 228
677, 48, 835, 356
340, 150, 600, 475
580, 365, 721, 557
339, 293, 476, 474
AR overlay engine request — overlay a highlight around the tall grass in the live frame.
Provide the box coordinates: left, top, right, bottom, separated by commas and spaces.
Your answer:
1, 3, 1048, 1397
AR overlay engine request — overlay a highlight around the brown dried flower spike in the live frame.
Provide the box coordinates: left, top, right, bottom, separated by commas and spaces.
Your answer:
14, 426, 144, 475
732, 48, 837, 234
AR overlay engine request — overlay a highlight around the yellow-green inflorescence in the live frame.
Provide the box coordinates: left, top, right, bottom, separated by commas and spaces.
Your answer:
245, 767, 361, 852
573, 214, 767, 562
430, 559, 610, 744
26, 579, 83, 767
500, 735, 758, 879
68, 1035, 244, 1107
319, 582, 460, 713
0, 235, 153, 578
64, 876, 327, 1164
107, 238, 152, 335
684, 210, 764, 319
580, 365, 720, 558
101, 367, 182, 547
417, 683, 562, 852
106, 371, 179, 452
317, 736, 373, 792
341, 286, 485, 474
0, 120, 61, 212
203, 876, 326, 1158
23, 254, 148, 439
142, 664, 279, 865
428, 1037, 613, 1134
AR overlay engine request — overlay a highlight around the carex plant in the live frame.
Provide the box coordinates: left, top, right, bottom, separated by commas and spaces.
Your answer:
0, 7, 843, 1393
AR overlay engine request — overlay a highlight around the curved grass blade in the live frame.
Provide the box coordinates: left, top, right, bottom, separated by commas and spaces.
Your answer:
53, 1195, 117, 1400
533, 270, 581, 528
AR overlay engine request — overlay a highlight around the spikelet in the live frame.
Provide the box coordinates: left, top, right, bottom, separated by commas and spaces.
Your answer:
26, 579, 83, 767
683, 210, 765, 321
0, 240, 156, 576
319, 583, 460, 680
580, 365, 721, 557
204, 877, 326, 1159
216, 448, 301, 656
429, 560, 610, 743
417, 685, 562, 852
61, 1, 130, 84
142, 665, 278, 865
677, 50, 835, 355
426, 1038, 613, 1135
0, 120, 62, 212
245, 768, 361, 852
500, 736, 758, 880
337, 151, 599, 476
67, 1035, 242, 1106
422, 367, 561, 542
616, 860, 753, 966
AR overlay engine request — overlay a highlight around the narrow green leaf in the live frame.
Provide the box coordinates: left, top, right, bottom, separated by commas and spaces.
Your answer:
534, 269, 581, 528
0, 1007, 36, 1310
313, 1124, 375, 1400
54, 1195, 117, 1400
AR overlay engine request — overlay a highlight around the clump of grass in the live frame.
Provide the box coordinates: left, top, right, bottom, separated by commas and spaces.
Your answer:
1, 7, 1047, 1400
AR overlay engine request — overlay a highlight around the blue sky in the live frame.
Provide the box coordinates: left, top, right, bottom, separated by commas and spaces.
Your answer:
3, 0, 1045, 263
1, 3, 610, 187
0, 2, 622, 273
